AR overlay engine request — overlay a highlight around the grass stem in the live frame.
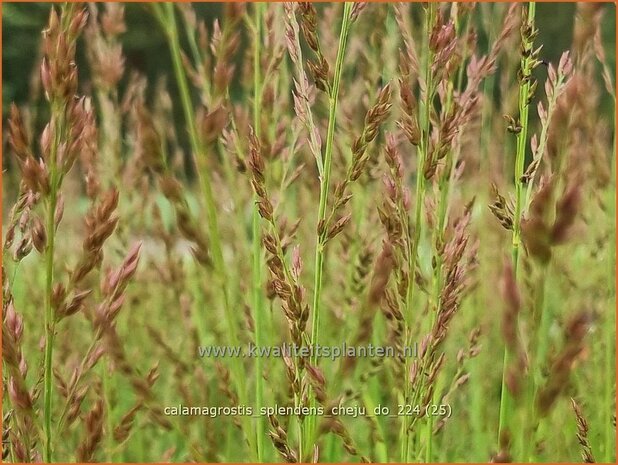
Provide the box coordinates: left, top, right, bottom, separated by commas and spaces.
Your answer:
497, 1, 536, 450
402, 4, 435, 461
43, 100, 64, 463
306, 2, 353, 456
252, 3, 266, 462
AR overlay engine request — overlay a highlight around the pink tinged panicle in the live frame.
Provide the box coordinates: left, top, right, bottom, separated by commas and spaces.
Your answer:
558, 51, 573, 77
383, 175, 397, 201
531, 134, 539, 156
8, 104, 30, 163
430, 20, 456, 53
201, 105, 229, 145
4, 224, 16, 249
8, 377, 32, 411
298, 3, 318, 51
103, 268, 122, 296
54, 195, 65, 228
60, 289, 93, 320
86, 344, 106, 371
22, 157, 49, 196
12, 440, 28, 463
536, 101, 547, 124
18, 358, 28, 379
69, 8, 89, 37
65, 62, 79, 99
41, 59, 53, 101
547, 64, 557, 89
248, 129, 275, 222
51, 283, 67, 312
46, 8, 59, 41
5, 301, 24, 342
76, 399, 104, 462
327, 214, 352, 241
282, 351, 295, 374
13, 237, 33, 261
101, 242, 142, 300
403, 187, 412, 211
40, 123, 52, 161
106, 294, 126, 322
31, 216, 47, 253
159, 177, 184, 203
350, 3, 367, 23
305, 363, 326, 386
119, 242, 142, 283
97, 188, 120, 222
37, 159, 50, 195
291, 245, 303, 281
571, 397, 596, 463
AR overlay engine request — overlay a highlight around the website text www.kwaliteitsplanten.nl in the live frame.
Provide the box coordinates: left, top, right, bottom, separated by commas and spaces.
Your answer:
197, 342, 419, 361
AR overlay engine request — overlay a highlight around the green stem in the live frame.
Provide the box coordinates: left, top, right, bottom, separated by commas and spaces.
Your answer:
252, 3, 265, 462
306, 2, 353, 456
521, 263, 548, 461
498, 0, 536, 450
43, 195, 56, 463
401, 4, 435, 462
43, 101, 64, 463
513, 2, 536, 275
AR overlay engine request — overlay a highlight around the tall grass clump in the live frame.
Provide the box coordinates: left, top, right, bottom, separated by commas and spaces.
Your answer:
2, 2, 615, 463
4, 4, 149, 462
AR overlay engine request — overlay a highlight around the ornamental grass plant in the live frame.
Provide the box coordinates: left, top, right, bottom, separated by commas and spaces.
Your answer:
2, 2, 615, 463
